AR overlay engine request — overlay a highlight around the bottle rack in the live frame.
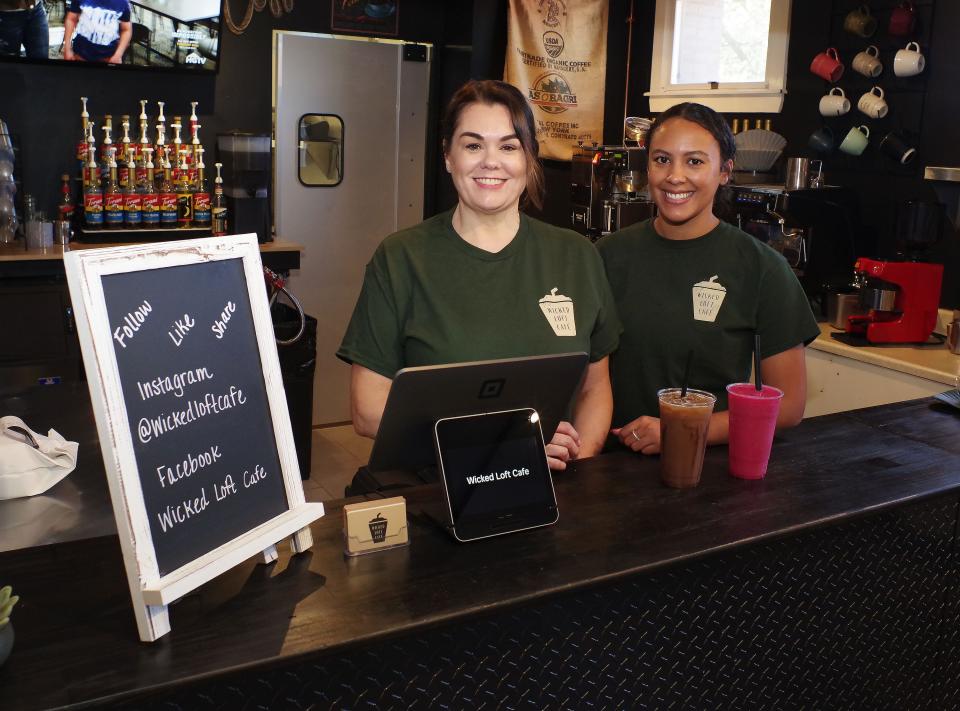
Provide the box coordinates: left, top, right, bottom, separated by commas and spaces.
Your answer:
75, 225, 212, 244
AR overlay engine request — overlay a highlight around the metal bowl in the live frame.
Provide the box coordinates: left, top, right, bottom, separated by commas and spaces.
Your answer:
624, 117, 652, 145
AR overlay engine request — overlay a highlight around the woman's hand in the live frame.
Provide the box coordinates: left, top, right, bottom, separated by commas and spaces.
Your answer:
546, 420, 581, 471
612, 416, 661, 454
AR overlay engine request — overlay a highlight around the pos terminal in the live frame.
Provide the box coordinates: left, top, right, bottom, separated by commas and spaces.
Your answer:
350, 353, 589, 540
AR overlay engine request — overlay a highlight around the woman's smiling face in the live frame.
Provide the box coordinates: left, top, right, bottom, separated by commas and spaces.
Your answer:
445, 102, 528, 218
647, 117, 732, 240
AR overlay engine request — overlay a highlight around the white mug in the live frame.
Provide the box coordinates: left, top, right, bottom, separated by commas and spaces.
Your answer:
858, 86, 888, 119
819, 87, 851, 117
894, 41, 925, 77
852, 45, 883, 78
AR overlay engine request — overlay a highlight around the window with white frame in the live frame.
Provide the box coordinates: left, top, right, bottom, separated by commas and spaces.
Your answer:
647, 0, 792, 113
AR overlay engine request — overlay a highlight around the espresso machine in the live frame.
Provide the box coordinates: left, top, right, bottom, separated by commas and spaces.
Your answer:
570, 144, 654, 240
730, 184, 861, 305
843, 201, 946, 344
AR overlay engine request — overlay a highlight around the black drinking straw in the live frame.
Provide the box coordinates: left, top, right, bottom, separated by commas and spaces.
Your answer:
680, 349, 694, 398
754, 334, 763, 392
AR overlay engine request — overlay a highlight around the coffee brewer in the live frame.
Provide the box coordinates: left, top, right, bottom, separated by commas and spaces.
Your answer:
216, 132, 271, 242
570, 144, 654, 240
844, 201, 946, 344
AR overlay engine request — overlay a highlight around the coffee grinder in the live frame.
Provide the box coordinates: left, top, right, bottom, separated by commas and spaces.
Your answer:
845, 201, 945, 343
216, 132, 271, 242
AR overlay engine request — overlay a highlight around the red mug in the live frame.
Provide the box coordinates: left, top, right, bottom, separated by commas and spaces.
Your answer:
810, 48, 844, 83
889, 1, 916, 37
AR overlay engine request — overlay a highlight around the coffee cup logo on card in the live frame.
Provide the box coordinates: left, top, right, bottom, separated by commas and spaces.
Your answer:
692, 276, 727, 322
539, 287, 576, 336
504, 0, 608, 160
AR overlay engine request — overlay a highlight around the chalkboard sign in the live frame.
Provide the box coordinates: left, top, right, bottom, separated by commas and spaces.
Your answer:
65, 235, 324, 642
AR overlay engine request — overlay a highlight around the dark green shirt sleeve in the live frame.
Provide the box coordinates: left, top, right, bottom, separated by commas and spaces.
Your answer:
336, 250, 404, 379
587, 246, 623, 362
756, 252, 821, 359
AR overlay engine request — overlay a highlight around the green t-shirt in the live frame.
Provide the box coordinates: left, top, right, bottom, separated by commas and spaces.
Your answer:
597, 218, 819, 423
337, 209, 622, 377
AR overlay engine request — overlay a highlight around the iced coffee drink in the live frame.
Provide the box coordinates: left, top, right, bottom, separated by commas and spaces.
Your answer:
657, 388, 717, 488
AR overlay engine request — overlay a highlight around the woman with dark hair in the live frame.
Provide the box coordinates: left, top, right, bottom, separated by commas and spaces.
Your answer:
598, 102, 818, 454
338, 80, 621, 470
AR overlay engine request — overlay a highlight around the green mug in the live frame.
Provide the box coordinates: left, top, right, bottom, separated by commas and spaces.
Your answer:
839, 125, 870, 156
844, 5, 877, 37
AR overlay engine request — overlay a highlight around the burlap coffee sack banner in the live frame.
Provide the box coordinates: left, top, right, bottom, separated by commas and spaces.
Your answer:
504, 0, 609, 161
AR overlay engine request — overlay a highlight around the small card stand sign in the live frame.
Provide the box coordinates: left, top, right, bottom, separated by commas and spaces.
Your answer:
65, 235, 324, 642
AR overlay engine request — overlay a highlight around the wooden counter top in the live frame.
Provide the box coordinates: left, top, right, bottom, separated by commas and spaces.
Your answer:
809, 322, 959, 387
0, 239, 302, 262
0, 239, 302, 276
1, 394, 960, 709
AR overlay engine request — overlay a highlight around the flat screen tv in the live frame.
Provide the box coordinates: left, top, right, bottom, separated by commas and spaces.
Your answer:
0, 0, 222, 73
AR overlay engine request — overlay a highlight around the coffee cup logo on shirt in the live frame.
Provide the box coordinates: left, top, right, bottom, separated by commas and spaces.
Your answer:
539, 287, 576, 336
692, 275, 727, 322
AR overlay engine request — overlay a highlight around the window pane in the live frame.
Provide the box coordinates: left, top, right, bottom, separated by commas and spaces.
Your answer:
672, 0, 771, 84
298, 114, 343, 187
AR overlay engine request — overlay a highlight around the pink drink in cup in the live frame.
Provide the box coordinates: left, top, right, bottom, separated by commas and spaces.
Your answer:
726, 383, 784, 479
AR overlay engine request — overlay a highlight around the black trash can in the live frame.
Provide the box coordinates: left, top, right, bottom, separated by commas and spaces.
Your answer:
271, 302, 317, 479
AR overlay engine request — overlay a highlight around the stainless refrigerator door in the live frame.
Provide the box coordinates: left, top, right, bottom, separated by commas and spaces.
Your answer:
274, 32, 431, 425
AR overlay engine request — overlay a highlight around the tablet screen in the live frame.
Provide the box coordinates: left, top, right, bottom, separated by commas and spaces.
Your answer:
435, 409, 558, 541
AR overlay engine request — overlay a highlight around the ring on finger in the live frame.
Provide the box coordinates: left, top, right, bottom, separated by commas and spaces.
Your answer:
631, 430, 641, 443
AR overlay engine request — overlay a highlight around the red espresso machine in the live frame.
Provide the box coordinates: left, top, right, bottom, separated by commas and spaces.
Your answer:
845, 201, 946, 344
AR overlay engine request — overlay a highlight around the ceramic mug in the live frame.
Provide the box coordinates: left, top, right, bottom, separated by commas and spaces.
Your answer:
808, 127, 835, 155
810, 48, 844, 82
894, 41, 925, 77
852, 45, 883, 78
858, 86, 888, 119
819, 87, 851, 116
844, 5, 877, 38
888, 1, 916, 37
839, 125, 871, 156
880, 131, 917, 165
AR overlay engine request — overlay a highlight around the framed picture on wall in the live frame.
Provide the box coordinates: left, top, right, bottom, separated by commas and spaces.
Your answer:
331, 1, 399, 36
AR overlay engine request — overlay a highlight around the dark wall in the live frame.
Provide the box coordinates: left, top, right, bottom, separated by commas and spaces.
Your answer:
0, 1, 472, 220
769, 0, 959, 307
2, 0, 956, 307
468, 0, 636, 226
626, 0, 958, 307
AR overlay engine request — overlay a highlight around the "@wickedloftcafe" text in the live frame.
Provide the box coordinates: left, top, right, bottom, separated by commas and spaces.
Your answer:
137, 386, 247, 443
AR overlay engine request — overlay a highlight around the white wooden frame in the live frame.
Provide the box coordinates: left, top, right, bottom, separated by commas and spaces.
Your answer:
64, 234, 324, 642
647, 0, 792, 113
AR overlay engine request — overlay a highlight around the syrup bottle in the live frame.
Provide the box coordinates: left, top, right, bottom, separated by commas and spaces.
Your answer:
140, 147, 160, 229
158, 150, 178, 228
83, 146, 103, 229
175, 148, 193, 228
212, 162, 227, 236
123, 148, 142, 228
192, 146, 211, 229
103, 153, 124, 229
118, 115, 133, 190
76, 97, 90, 177
58, 173, 75, 223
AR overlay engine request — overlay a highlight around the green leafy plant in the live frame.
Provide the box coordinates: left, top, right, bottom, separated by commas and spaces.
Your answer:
0, 586, 19, 629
